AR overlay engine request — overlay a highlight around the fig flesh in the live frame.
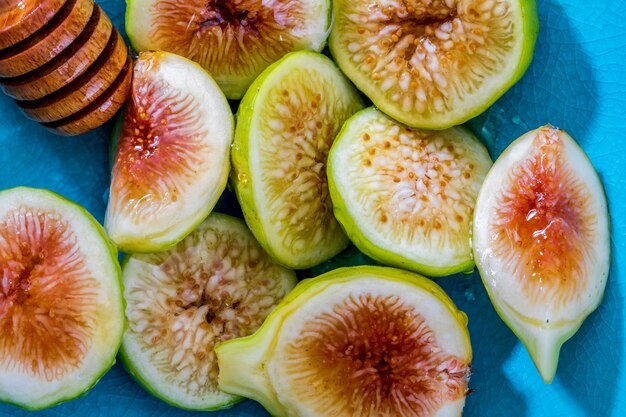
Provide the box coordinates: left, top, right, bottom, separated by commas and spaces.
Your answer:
216, 266, 472, 417
0, 187, 124, 410
125, 0, 331, 99
473, 125, 610, 383
328, 107, 492, 276
105, 51, 234, 253
330, 0, 539, 129
119, 213, 296, 410
231, 51, 364, 269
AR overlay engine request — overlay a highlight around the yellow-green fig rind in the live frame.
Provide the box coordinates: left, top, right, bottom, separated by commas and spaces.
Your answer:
215, 265, 472, 417
327, 107, 492, 277
118, 339, 242, 412
473, 126, 610, 383
329, 0, 540, 129
231, 51, 364, 269
0, 187, 125, 410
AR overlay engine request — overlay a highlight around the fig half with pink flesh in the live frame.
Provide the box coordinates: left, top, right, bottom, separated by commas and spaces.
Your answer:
0, 187, 124, 410
105, 51, 233, 253
216, 265, 472, 417
125, 0, 331, 99
473, 125, 610, 383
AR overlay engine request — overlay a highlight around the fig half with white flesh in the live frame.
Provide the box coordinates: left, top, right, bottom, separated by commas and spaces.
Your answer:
330, 0, 539, 129
0, 187, 124, 410
105, 51, 233, 253
125, 0, 331, 99
328, 107, 492, 276
120, 213, 297, 410
231, 51, 364, 269
473, 125, 610, 383
216, 266, 472, 417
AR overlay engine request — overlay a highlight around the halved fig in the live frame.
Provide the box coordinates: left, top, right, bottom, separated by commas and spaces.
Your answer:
105, 51, 233, 253
330, 0, 539, 129
473, 125, 610, 383
125, 0, 331, 99
120, 212, 297, 410
216, 265, 472, 417
328, 107, 492, 276
0, 187, 124, 410
231, 51, 364, 269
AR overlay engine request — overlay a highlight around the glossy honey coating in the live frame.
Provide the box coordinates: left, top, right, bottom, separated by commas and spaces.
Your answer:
0, 0, 131, 135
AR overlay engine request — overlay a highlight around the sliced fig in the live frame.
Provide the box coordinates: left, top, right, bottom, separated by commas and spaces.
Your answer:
216, 266, 472, 417
327, 107, 492, 276
105, 51, 234, 253
125, 0, 331, 99
119, 212, 297, 410
231, 51, 364, 269
0, 187, 124, 410
329, 0, 539, 129
473, 125, 610, 383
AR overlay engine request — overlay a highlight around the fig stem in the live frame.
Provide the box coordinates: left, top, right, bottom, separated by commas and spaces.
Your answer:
216, 331, 282, 415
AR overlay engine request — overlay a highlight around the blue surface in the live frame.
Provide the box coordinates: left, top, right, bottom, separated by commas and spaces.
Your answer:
0, 0, 625, 416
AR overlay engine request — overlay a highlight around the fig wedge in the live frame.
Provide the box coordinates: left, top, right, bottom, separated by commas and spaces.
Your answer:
473, 125, 610, 383
0, 187, 124, 410
328, 108, 492, 276
105, 51, 233, 252
216, 266, 472, 417
330, 0, 539, 129
120, 213, 296, 410
231, 51, 364, 269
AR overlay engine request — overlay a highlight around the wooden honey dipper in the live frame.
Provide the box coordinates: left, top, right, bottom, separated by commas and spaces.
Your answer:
0, 0, 132, 135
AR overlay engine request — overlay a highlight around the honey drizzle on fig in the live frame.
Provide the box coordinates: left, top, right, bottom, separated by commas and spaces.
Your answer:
492, 127, 596, 306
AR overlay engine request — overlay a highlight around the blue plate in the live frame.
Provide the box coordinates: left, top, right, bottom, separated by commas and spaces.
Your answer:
1, 0, 624, 416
